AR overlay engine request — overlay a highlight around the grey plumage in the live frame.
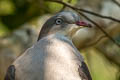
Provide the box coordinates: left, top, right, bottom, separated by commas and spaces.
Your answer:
5, 11, 92, 80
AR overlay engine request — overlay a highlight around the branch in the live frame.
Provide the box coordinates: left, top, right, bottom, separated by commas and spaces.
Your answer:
79, 9, 120, 23
81, 36, 106, 49
47, 0, 120, 23
78, 12, 120, 47
46, 0, 120, 47
59, 0, 72, 11
96, 47, 120, 67
111, 0, 120, 7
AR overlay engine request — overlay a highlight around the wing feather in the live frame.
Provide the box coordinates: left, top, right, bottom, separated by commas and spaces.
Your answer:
78, 62, 92, 80
4, 65, 16, 80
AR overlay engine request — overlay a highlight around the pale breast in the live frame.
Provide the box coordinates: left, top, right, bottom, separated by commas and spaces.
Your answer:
14, 34, 83, 80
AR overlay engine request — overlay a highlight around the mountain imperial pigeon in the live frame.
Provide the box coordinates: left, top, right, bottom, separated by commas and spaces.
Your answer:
5, 11, 92, 80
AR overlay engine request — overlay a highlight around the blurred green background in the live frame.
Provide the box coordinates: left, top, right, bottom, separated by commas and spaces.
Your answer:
0, 0, 120, 80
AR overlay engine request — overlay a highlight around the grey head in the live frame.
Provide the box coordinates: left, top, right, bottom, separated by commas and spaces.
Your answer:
38, 11, 90, 41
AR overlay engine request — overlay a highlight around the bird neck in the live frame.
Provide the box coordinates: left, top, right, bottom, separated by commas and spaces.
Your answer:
38, 29, 73, 41
39, 33, 73, 45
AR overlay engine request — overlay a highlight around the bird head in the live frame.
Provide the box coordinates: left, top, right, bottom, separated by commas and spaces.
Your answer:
38, 11, 91, 40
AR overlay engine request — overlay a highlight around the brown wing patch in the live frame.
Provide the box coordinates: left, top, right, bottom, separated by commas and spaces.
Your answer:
4, 65, 16, 80
78, 62, 92, 80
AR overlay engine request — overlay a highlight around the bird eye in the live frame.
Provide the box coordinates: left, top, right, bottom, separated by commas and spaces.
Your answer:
55, 18, 63, 25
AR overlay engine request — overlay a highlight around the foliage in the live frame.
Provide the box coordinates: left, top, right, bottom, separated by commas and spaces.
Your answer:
0, 0, 77, 32
0, 0, 120, 80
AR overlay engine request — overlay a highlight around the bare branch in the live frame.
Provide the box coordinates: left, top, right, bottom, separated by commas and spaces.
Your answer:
81, 36, 106, 49
47, 0, 120, 23
111, 0, 120, 7
96, 47, 120, 67
46, 0, 120, 47
78, 12, 120, 47
79, 9, 120, 23
60, 0, 72, 11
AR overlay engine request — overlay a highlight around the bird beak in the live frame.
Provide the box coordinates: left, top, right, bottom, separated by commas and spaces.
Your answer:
67, 21, 91, 38
76, 21, 92, 28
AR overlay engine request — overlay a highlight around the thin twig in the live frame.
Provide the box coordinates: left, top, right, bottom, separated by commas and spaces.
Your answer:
79, 9, 120, 23
78, 12, 120, 47
59, 0, 72, 12
111, 0, 120, 7
46, 0, 120, 47
47, 0, 120, 23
